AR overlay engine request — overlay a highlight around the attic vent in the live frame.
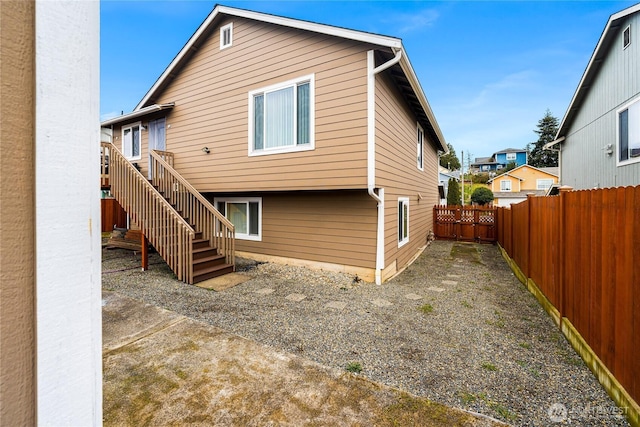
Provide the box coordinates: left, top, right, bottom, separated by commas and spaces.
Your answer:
220, 23, 233, 50
623, 25, 630, 49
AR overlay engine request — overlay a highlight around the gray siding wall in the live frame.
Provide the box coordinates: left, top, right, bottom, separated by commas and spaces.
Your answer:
562, 13, 640, 189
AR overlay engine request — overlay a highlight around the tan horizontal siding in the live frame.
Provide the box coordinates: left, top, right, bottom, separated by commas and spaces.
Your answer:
144, 17, 370, 192
374, 71, 438, 271
206, 191, 377, 269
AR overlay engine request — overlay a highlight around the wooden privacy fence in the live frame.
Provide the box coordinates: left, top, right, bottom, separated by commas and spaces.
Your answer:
433, 205, 497, 243
497, 188, 639, 422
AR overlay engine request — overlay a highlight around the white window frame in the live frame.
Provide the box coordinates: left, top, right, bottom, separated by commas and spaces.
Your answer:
213, 197, 262, 241
623, 25, 631, 50
248, 74, 315, 157
220, 23, 233, 50
536, 178, 554, 190
481, 165, 490, 171
616, 96, 640, 167
500, 180, 512, 191
505, 152, 517, 161
398, 197, 409, 248
417, 123, 424, 171
121, 122, 142, 161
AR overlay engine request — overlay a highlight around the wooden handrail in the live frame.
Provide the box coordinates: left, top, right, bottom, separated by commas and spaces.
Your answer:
102, 142, 195, 283
150, 150, 235, 267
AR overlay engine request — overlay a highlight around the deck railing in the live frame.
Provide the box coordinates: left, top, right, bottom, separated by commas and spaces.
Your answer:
100, 143, 110, 188
150, 150, 235, 267
102, 142, 195, 283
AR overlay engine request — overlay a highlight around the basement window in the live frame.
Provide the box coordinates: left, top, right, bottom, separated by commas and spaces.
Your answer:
398, 198, 409, 247
220, 23, 233, 50
623, 25, 630, 49
214, 197, 261, 241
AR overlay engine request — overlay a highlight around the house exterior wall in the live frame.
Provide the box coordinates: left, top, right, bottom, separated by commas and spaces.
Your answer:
34, 2, 102, 425
205, 190, 377, 277
495, 151, 527, 167
375, 71, 439, 275
152, 17, 371, 192
1, 1, 101, 425
562, 13, 640, 189
1, 2, 36, 424
491, 175, 521, 193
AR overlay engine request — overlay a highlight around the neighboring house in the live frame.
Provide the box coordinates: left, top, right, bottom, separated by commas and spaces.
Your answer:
438, 166, 457, 204
488, 165, 558, 206
470, 148, 527, 174
550, 3, 640, 189
100, 5, 447, 284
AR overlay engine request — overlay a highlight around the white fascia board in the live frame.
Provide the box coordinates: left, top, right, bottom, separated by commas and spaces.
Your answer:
101, 103, 174, 127
397, 54, 448, 152
557, 3, 640, 139
135, 5, 402, 110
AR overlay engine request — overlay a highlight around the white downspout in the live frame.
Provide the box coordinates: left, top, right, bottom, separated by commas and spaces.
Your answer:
368, 48, 402, 285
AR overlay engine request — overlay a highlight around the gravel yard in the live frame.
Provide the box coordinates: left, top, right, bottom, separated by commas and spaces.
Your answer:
102, 240, 628, 426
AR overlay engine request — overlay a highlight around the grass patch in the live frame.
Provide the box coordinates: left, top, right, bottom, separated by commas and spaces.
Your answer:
461, 300, 473, 309
458, 391, 477, 404
345, 362, 363, 373
519, 342, 531, 349
419, 304, 434, 314
481, 362, 497, 371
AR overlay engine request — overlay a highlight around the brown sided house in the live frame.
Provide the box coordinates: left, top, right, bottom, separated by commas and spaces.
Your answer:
101, 5, 447, 284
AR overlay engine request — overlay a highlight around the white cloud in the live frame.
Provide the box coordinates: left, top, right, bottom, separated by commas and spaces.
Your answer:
382, 8, 440, 34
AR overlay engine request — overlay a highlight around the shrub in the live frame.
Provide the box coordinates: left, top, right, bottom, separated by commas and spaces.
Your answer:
446, 178, 461, 205
470, 187, 494, 206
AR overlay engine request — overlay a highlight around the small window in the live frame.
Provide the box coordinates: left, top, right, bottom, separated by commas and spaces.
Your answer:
398, 198, 409, 247
220, 23, 233, 50
506, 152, 517, 161
536, 179, 554, 190
500, 180, 512, 191
617, 96, 640, 166
249, 75, 315, 156
214, 197, 261, 241
417, 124, 424, 170
482, 165, 490, 171
122, 122, 141, 161
623, 25, 630, 49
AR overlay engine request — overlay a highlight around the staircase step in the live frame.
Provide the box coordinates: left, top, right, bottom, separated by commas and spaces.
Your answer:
193, 254, 226, 271
192, 263, 235, 283
192, 238, 211, 250
192, 246, 219, 260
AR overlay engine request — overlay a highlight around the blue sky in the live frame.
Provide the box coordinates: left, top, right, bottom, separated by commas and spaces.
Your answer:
101, 0, 637, 164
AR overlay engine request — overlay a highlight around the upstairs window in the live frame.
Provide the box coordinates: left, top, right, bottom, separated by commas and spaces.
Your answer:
506, 152, 516, 161
220, 23, 233, 50
500, 180, 512, 191
122, 123, 141, 161
417, 124, 424, 170
623, 25, 630, 49
537, 179, 554, 190
617, 97, 640, 166
249, 75, 314, 156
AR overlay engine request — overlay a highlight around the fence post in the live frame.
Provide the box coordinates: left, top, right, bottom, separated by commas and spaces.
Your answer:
526, 194, 533, 279
558, 186, 572, 322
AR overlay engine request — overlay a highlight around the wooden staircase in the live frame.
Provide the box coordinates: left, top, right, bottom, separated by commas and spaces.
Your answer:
101, 142, 235, 284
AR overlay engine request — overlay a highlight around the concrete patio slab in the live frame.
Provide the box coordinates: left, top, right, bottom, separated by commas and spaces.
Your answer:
103, 291, 505, 426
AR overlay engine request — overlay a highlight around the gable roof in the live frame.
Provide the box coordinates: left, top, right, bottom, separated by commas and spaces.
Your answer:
487, 164, 559, 183
493, 148, 526, 155
556, 3, 640, 140
133, 4, 446, 152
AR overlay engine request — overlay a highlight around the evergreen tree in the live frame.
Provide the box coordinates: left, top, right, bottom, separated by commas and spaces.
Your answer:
439, 143, 461, 170
527, 110, 559, 167
470, 187, 494, 206
446, 177, 461, 206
